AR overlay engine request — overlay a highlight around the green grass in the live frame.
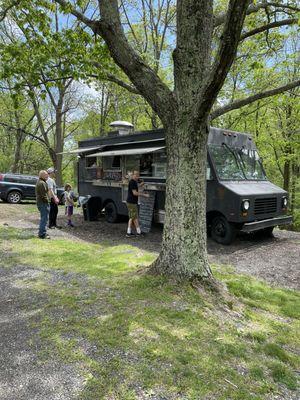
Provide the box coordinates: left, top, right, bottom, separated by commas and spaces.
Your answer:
0, 226, 299, 399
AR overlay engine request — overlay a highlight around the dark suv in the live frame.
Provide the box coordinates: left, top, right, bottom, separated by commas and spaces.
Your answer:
0, 173, 64, 204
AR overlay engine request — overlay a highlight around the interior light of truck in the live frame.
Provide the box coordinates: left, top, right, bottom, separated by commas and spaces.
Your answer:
241, 199, 250, 211
282, 196, 288, 208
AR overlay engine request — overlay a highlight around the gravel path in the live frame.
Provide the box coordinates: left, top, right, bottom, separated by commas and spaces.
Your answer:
0, 265, 85, 400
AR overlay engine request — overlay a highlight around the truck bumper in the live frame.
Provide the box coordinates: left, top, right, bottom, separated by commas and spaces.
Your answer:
241, 215, 293, 233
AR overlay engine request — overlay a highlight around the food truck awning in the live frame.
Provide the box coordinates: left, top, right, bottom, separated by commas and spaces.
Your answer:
57, 146, 104, 155
87, 146, 165, 157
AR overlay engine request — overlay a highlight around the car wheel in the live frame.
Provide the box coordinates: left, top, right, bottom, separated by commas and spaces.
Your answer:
211, 215, 236, 245
7, 191, 22, 204
105, 202, 119, 223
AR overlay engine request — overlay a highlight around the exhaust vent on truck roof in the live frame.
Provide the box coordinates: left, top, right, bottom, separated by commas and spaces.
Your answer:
109, 121, 134, 136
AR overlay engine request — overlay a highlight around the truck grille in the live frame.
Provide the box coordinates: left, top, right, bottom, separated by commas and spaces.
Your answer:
254, 197, 277, 215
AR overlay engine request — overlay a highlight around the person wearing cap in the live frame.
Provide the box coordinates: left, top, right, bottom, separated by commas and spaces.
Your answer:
47, 167, 61, 229
35, 170, 50, 239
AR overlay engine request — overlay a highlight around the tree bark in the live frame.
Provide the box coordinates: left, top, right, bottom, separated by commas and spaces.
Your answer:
153, 118, 212, 279
283, 159, 290, 192
54, 91, 64, 186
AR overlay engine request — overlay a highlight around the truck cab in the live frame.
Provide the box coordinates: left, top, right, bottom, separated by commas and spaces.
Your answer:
206, 128, 291, 244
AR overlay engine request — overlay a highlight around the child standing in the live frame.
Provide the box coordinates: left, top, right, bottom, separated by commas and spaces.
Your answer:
64, 184, 75, 227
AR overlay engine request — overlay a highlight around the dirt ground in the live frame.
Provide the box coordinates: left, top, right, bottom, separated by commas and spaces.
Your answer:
0, 201, 299, 290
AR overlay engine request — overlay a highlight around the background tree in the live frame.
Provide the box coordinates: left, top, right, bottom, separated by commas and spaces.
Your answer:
0, 2, 110, 184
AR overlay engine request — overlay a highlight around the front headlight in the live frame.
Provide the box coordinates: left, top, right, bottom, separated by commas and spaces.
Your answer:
242, 199, 250, 212
282, 196, 288, 208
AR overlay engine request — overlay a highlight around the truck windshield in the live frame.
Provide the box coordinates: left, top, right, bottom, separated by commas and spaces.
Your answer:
236, 148, 266, 180
209, 144, 266, 180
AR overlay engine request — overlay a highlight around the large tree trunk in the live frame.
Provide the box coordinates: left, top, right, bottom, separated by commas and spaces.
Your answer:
54, 95, 64, 186
12, 130, 23, 173
283, 159, 290, 192
153, 118, 212, 279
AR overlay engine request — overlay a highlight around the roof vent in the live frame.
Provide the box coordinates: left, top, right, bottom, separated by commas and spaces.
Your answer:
109, 121, 134, 136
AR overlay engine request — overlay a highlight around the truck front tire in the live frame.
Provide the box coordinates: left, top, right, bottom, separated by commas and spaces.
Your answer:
211, 216, 236, 245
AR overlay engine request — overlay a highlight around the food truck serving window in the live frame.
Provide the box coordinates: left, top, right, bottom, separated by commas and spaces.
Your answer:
103, 156, 121, 170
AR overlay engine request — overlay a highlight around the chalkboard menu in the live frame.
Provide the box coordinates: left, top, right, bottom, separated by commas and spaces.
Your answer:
139, 191, 156, 233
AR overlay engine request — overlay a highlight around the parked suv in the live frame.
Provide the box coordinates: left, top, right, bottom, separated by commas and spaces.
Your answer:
0, 173, 65, 204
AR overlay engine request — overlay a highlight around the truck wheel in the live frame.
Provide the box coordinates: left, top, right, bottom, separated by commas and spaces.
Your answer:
211, 216, 236, 245
105, 202, 119, 223
7, 191, 22, 204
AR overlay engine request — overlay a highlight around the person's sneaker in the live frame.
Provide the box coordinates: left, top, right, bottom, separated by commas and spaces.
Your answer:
126, 233, 136, 238
69, 223, 75, 227
39, 234, 50, 239
136, 232, 145, 237
48, 226, 55, 229
55, 225, 62, 229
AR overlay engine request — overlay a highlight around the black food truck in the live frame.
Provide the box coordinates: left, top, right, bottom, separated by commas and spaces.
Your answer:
71, 121, 292, 244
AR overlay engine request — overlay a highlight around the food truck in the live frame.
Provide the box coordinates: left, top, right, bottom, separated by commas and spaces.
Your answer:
72, 121, 292, 244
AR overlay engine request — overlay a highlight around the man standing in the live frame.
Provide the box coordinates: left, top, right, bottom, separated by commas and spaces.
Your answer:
126, 170, 149, 237
47, 167, 61, 229
35, 170, 50, 239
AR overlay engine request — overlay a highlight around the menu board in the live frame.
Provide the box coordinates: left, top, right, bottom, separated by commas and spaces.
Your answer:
139, 191, 156, 233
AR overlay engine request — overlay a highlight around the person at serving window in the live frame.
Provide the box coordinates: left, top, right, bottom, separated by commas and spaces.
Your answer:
126, 170, 149, 237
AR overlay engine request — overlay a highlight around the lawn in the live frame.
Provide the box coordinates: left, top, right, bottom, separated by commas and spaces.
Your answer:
0, 226, 299, 399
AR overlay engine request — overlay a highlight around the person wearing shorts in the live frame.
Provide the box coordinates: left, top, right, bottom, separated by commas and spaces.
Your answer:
126, 170, 149, 237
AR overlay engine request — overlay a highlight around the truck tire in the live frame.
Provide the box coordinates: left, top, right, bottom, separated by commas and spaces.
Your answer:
104, 202, 119, 223
211, 216, 236, 245
7, 190, 22, 204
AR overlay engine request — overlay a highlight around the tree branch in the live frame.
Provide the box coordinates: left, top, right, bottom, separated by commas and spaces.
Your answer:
89, 62, 140, 94
53, 0, 99, 31
240, 18, 298, 41
0, 121, 48, 147
211, 80, 300, 120
0, 0, 21, 22
214, 1, 300, 28
54, 0, 175, 122
195, 0, 251, 122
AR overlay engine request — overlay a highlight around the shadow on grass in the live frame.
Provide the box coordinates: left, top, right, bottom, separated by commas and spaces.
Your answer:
35, 270, 300, 399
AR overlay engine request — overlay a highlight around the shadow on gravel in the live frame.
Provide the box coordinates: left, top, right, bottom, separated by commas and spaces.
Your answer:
52, 212, 284, 256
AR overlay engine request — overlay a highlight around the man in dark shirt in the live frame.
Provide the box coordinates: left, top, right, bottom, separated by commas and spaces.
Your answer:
35, 170, 50, 239
126, 170, 149, 237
